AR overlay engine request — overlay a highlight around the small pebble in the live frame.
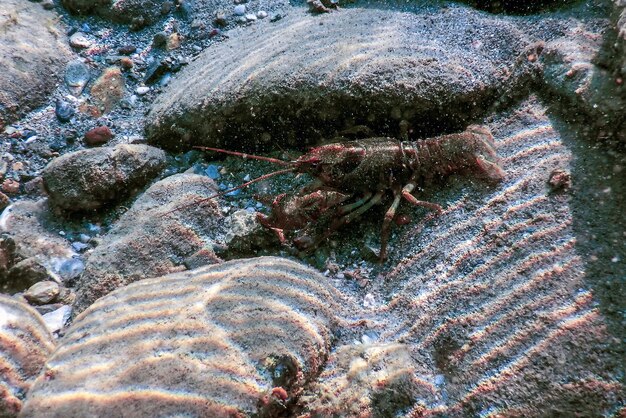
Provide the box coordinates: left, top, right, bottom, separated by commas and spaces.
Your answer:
69, 32, 91, 49
57, 258, 85, 281
118, 45, 137, 55
41, 0, 54, 10
24, 281, 60, 305
79, 233, 91, 243
257, 10, 268, 19
214, 10, 227, 26
120, 57, 133, 69
245, 13, 257, 22
205, 165, 221, 179
135, 86, 150, 95
42, 305, 72, 334
65, 60, 90, 95
71, 242, 90, 252
233, 4, 246, 15
84, 126, 114, 146
166, 33, 182, 50
153, 32, 168, 48
55, 99, 75, 123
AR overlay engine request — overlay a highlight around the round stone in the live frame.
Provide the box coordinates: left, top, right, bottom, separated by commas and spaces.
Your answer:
24, 281, 60, 305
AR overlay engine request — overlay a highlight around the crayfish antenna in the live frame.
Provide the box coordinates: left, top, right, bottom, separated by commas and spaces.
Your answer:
194, 146, 292, 167
158, 167, 295, 218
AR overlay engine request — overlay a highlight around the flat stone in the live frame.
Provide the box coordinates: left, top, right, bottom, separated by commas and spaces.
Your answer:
64, 60, 91, 95
22, 257, 343, 417
146, 5, 535, 151
42, 144, 167, 211
73, 173, 222, 313
24, 281, 60, 305
0, 294, 55, 417
0, 0, 71, 130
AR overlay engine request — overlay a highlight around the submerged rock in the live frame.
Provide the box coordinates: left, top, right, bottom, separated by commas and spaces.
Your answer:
0, 0, 71, 130
379, 96, 624, 416
42, 144, 166, 211
22, 257, 343, 417
0, 295, 55, 417
146, 5, 535, 150
73, 174, 223, 313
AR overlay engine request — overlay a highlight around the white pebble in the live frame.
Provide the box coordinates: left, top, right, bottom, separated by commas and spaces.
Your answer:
42, 305, 72, 335
135, 86, 150, 95
257, 10, 268, 19
245, 13, 257, 22
233, 4, 246, 15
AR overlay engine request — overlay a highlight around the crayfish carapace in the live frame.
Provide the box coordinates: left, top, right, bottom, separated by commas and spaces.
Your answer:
183, 125, 505, 261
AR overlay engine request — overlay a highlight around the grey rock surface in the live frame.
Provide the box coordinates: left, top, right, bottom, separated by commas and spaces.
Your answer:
22, 257, 344, 417
0, 294, 55, 417
0, 0, 71, 130
73, 173, 223, 313
61, 0, 289, 27
42, 144, 166, 211
146, 4, 537, 150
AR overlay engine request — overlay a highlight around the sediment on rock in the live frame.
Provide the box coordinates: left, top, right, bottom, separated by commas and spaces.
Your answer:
72, 173, 223, 314
146, 5, 537, 151
21, 257, 346, 417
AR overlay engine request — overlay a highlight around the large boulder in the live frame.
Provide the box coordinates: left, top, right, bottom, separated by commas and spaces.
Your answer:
42, 144, 167, 212
146, 4, 537, 151
0, 0, 71, 130
21, 257, 343, 417
0, 295, 55, 417
73, 174, 223, 313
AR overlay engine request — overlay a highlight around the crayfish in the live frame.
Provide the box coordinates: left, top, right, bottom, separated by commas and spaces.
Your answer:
190, 125, 505, 261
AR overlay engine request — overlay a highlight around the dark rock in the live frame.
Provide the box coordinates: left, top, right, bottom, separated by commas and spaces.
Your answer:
42, 144, 167, 211
152, 31, 168, 48
84, 126, 114, 146
118, 44, 137, 55
55, 99, 75, 123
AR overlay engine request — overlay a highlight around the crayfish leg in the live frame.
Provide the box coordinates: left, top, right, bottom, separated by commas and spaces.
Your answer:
401, 183, 443, 213
338, 192, 373, 215
380, 191, 403, 262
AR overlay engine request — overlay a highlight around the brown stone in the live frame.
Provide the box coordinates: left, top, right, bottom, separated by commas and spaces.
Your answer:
120, 57, 133, 69
90, 67, 125, 114
84, 126, 113, 146
166, 32, 181, 50
1, 179, 19, 194
0, 191, 10, 210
